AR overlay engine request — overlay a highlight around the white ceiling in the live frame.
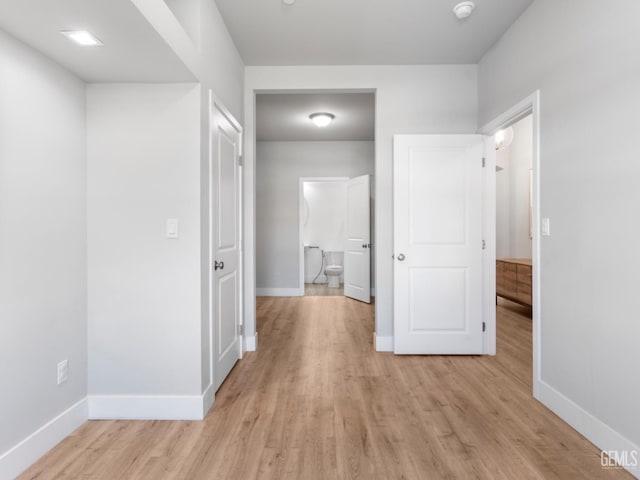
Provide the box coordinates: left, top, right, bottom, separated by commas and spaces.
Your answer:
0, 0, 195, 82
215, 0, 533, 65
256, 92, 375, 141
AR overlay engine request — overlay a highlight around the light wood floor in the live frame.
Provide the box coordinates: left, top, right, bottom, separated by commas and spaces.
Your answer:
20, 297, 631, 479
304, 283, 344, 296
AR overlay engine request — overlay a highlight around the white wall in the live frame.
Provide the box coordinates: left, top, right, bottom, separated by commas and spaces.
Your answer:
87, 84, 202, 397
0, 27, 87, 459
256, 141, 373, 290
479, 0, 640, 465
245, 66, 477, 341
496, 116, 533, 259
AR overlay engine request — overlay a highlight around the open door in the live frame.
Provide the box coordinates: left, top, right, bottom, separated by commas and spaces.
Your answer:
344, 174, 371, 303
393, 135, 491, 354
211, 100, 242, 389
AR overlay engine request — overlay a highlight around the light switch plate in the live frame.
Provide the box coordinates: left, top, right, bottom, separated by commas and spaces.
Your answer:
57, 360, 68, 385
166, 218, 179, 239
541, 218, 551, 236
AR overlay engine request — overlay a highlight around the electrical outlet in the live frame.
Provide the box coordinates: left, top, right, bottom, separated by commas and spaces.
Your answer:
57, 360, 68, 385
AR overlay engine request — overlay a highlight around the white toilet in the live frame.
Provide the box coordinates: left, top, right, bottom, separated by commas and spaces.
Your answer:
324, 251, 344, 288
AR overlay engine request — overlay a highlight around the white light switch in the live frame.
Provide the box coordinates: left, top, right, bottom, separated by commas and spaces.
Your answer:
541, 218, 551, 236
166, 218, 179, 239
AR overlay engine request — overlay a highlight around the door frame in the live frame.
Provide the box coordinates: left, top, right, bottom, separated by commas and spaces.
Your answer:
478, 91, 541, 397
299, 177, 350, 294
207, 90, 244, 394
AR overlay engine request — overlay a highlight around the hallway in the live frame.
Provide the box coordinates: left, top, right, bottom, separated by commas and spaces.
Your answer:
20, 297, 630, 479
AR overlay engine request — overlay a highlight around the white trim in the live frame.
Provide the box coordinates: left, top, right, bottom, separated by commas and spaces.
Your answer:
371, 288, 375, 297
299, 177, 350, 297
255, 288, 303, 297
479, 91, 541, 391
374, 333, 393, 352
88, 394, 205, 421
0, 398, 88, 480
202, 383, 216, 418
244, 333, 258, 352
482, 136, 497, 355
538, 381, 640, 478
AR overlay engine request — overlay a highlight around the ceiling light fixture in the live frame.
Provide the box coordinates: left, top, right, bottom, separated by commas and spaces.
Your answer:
60, 30, 103, 47
309, 112, 335, 128
495, 127, 514, 150
282, 0, 296, 5
453, 1, 475, 19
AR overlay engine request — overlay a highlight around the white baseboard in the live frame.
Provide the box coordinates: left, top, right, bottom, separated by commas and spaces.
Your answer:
244, 333, 258, 352
537, 380, 640, 478
202, 383, 216, 418
374, 333, 393, 352
88, 394, 206, 421
0, 398, 88, 480
256, 288, 303, 297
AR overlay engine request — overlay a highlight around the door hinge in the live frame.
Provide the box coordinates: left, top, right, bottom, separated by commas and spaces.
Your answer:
482, 322, 486, 332
238, 155, 243, 167
482, 157, 486, 168
238, 324, 244, 336
482, 239, 486, 250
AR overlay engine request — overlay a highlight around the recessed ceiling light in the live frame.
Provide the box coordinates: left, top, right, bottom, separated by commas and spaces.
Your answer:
453, 1, 475, 19
60, 30, 103, 47
309, 113, 335, 128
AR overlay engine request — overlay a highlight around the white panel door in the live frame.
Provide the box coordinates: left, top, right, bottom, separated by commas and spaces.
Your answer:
212, 102, 242, 390
344, 174, 371, 303
394, 135, 485, 354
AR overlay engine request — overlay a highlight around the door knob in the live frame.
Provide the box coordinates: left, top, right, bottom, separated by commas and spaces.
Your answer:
397, 254, 405, 261
214, 260, 224, 271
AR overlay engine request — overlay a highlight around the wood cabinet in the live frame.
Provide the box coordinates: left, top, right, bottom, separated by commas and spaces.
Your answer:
496, 259, 532, 307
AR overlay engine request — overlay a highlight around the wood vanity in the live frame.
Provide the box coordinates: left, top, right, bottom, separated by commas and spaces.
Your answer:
496, 258, 532, 307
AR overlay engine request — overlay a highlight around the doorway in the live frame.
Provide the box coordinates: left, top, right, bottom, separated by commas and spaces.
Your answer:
301, 177, 349, 297
480, 91, 541, 397
253, 90, 376, 343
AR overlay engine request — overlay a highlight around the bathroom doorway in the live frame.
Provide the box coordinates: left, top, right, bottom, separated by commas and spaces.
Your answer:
301, 177, 349, 296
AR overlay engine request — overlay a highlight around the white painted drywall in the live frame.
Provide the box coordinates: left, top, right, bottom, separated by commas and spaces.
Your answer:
0, 29, 87, 455
130, 0, 245, 392
256, 141, 373, 290
496, 116, 533, 259
164, 0, 201, 48
245, 65, 477, 340
479, 0, 640, 452
303, 181, 348, 283
87, 84, 202, 396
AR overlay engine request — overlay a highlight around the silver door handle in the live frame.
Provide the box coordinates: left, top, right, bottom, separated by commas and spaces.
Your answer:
214, 260, 224, 271
362, 243, 371, 249
397, 254, 405, 261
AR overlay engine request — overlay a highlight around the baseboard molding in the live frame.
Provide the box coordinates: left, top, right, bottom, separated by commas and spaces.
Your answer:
537, 380, 640, 478
202, 383, 216, 418
256, 288, 303, 297
88, 394, 206, 421
374, 333, 393, 352
0, 398, 88, 480
244, 333, 258, 352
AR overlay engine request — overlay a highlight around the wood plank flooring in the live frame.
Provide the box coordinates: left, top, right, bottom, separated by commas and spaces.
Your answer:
20, 297, 631, 479
304, 283, 344, 296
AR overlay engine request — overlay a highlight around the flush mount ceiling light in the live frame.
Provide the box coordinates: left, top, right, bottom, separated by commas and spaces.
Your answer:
495, 127, 514, 150
309, 112, 335, 128
453, 1, 475, 19
282, 0, 296, 5
60, 30, 103, 46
